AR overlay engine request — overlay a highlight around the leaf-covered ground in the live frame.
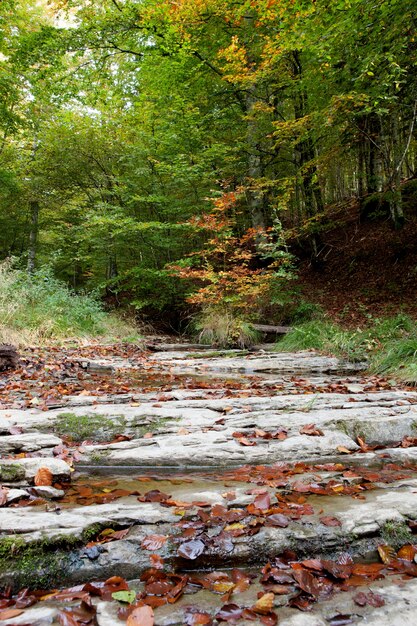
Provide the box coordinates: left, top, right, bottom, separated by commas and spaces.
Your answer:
1, 341, 417, 625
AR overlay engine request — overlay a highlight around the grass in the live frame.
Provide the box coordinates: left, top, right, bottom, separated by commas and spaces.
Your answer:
0, 261, 140, 346
194, 307, 261, 348
276, 313, 417, 384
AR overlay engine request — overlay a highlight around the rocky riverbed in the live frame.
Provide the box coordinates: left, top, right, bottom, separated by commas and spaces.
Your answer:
1, 342, 417, 625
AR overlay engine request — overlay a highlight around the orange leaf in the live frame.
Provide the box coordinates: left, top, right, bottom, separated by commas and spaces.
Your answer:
252, 592, 275, 614
127, 606, 154, 626
0, 609, 24, 620
397, 545, 417, 561
377, 544, 396, 564
34, 467, 53, 486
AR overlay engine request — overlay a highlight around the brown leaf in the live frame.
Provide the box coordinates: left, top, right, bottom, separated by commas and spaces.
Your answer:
141, 535, 168, 551
184, 608, 213, 625
337, 446, 352, 454
253, 492, 271, 511
34, 467, 53, 486
149, 554, 164, 570
0, 488, 8, 506
266, 514, 289, 528
299, 424, 324, 437
127, 606, 154, 626
320, 516, 342, 527
236, 437, 257, 447
353, 591, 385, 607
177, 427, 190, 436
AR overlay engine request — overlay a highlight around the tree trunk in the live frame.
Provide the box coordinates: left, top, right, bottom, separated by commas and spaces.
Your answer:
292, 51, 323, 264
367, 114, 382, 194
389, 110, 404, 229
244, 84, 266, 230
27, 200, 39, 274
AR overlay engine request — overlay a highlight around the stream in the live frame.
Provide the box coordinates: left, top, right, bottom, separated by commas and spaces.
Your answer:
1, 341, 417, 625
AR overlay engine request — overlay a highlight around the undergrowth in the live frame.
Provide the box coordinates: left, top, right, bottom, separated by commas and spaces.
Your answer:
0, 261, 139, 346
277, 313, 417, 384
194, 307, 261, 348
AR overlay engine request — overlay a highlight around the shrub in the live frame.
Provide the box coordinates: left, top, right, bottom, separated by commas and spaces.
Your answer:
194, 307, 260, 348
277, 313, 417, 383
0, 261, 137, 345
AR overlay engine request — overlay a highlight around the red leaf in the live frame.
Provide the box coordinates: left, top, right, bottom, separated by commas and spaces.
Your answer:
253, 492, 271, 511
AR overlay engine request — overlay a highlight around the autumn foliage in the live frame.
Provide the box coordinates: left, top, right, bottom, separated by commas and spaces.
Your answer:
170, 192, 293, 317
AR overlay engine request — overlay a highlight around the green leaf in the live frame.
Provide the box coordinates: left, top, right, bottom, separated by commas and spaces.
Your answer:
112, 590, 136, 604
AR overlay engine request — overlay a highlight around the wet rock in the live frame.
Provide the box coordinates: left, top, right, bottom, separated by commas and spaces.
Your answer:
0, 605, 57, 624
0, 501, 176, 543
6, 488, 28, 503
30, 485, 65, 499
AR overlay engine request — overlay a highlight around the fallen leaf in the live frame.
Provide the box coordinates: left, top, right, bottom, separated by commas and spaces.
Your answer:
320, 516, 342, 527
353, 591, 385, 607
377, 544, 396, 564
397, 544, 417, 561
112, 590, 136, 603
215, 603, 243, 622
337, 446, 352, 454
0, 488, 8, 506
266, 514, 289, 528
252, 592, 275, 614
0, 609, 24, 620
34, 467, 53, 487
177, 539, 205, 560
299, 424, 324, 437
236, 437, 256, 447
141, 535, 168, 551
127, 605, 154, 626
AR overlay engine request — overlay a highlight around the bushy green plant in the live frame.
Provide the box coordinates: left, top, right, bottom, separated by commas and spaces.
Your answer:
277, 314, 417, 383
194, 307, 260, 348
0, 261, 138, 345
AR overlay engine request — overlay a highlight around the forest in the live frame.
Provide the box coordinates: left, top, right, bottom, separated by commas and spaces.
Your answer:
2, 3, 417, 624
1, 0, 416, 343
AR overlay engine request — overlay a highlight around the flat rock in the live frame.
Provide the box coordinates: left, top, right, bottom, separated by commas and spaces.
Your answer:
0, 500, 177, 543
149, 351, 368, 374
6, 488, 28, 503
0, 433, 62, 454
0, 457, 71, 482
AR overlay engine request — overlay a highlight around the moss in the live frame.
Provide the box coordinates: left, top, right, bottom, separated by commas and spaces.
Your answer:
335, 421, 350, 436
380, 520, 413, 550
187, 350, 250, 358
49, 412, 127, 443
0, 463, 26, 482
81, 523, 105, 543
89, 448, 112, 464
0, 535, 77, 591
